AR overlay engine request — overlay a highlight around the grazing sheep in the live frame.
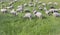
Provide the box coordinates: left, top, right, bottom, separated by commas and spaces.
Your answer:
23, 10, 32, 20
6, 5, 14, 9
35, 0, 39, 3
1, 8, 7, 13
42, 3, 46, 7
43, 7, 47, 11
49, 8, 59, 13
49, 6, 55, 13
53, 12, 60, 17
53, 9, 59, 12
16, 5, 24, 12
48, 2, 52, 5
54, 2, 58, 5
33, 10, 42, 19
38, 1, 42, 4
10, 9, 18, 16
49, 9, 55, 13
24, 3, 28, 7
38, 6, 43, 10
9, 1, 14, 6
33, 3, 37, 7
14, 0, 18, 2
45, 10, 50, 15
16, 8, 23, 12
58, 8, 60, 10
29, 2, 33, 7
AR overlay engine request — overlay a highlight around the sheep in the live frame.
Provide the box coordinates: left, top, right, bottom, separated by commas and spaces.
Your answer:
53, 9, 59, 12
8, 1, 14, 6
58, 8, 60, 10
0, 8, 7, 13
16, 8, 23, 12
33, 10, 43, 19
38, 6, 43, 10
29, 2, 33, 7
48, 2, 52, 5
14, 0, 18, 2
54, 2, 58, 6
33, 3, 36, 7
6, 5, 14, 9
23, 10, 32, 20
45, 10, 50, 15
24, 3, 28, 7
16, 5, 24, 12
49, 8, 59, 13
35, 0, 39, 3
38, 1, 42, 4
42, 3, 46, 7
10, 9, 18, 16
43, 7, 47, 11
53, 12, 60, 17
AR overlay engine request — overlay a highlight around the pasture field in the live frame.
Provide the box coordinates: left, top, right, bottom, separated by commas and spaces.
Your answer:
0, 0, 60, 35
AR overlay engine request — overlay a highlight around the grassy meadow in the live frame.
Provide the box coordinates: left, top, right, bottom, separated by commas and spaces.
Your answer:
0, 0, 60, 35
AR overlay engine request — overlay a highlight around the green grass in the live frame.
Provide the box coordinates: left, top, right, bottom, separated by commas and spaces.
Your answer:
0, 0, 60, 35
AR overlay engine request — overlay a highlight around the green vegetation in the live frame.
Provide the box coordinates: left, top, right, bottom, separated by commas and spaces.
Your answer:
0, 0, 60, 35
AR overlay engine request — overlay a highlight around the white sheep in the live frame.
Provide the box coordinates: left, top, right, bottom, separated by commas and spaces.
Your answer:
33, 10, 42, 18
58, 8, 60, 10
48, 2, 52, 5
9, 1, 14, 5
43, 7, 47, 11
38, 6, 43, 10
14, 0, 18, 2
6, 5, 13, 9
35, 0, 39, 3
16, 5, 23, 12
38, 1, 42, 4
1, 8, 7, 13
10, 9, 18, 16
49, 8, 59, 13
53, 12, 60, 17
24, 3, 28, 7
29, 2, 33, 7
45, 10, 50, 15
54, 2, 58, 5
49, 9, 55, 13
23, 13, 32, 20
42, 3, 46, 6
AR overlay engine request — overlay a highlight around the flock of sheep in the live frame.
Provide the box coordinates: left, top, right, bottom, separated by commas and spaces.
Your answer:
0, 0, 60, 20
